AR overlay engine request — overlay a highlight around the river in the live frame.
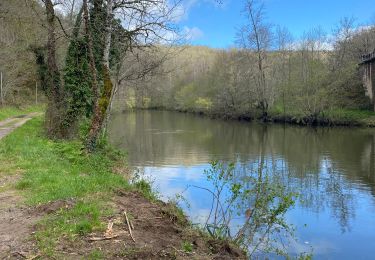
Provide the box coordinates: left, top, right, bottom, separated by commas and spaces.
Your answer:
108, 110, 375, 259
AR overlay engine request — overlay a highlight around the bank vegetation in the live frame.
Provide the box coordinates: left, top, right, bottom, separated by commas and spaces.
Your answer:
115, 5, 375, 126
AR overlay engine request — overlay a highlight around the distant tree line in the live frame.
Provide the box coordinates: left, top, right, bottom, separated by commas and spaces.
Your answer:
1, 0, 375, 141
116, 1, 375, 124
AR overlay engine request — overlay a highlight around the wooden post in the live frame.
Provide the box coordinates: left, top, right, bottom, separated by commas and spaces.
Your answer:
0, 71, 3, 106
35, 81, 38, 105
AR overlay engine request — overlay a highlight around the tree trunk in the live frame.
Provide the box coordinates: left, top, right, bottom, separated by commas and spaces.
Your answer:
44, 0, 64, 138
103, 0, 113, 69
86, 0, 114, 151
82, 0, 102, 151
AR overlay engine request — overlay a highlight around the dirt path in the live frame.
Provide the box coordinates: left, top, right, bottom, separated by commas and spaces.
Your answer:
0, 113, 43, 259
0, 113, 41, 141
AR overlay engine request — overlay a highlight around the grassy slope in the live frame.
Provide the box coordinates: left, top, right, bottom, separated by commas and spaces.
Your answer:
0, 116, 133, 255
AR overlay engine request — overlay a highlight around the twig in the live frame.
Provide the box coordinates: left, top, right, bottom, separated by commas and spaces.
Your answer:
27, 254, 41, 260
88, 235, 119, 241
124, 211, 136, 242
15, 252, 27, 258
15, 251, 42, 260
104, 220, 114, 237
135, 216, 162, 220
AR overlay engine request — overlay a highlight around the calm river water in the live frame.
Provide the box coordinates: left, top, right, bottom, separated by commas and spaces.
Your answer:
108, 110, 375, 259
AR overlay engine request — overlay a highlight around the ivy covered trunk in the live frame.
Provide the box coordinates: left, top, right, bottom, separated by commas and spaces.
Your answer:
85, 0, 114, 152
44, 0, 64, 138
62, 7, 93, 138
86, 67, 113, 151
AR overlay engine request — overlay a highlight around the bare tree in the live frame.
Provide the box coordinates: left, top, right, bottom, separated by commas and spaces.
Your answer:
275, 25, 293, 115
43, 0, 65, 137
331, 16, 356, 70
237, 0, 272, 118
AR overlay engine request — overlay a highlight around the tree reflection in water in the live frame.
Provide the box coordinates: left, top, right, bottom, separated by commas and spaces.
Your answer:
108, 110, 375, 257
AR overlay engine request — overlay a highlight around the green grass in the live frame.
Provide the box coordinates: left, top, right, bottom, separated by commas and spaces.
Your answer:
0, 117, 129, 204
0, 116, 132, 256
35, 200, 107, 255
268, 105, 375, 126
0, 105, 44, 121
182, 241, 193, 253
323, 109, 375, 125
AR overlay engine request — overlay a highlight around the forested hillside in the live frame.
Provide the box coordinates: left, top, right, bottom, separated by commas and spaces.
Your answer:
1, 0, 375, 127
116, 22, 375, 124
0, 0, 45, 105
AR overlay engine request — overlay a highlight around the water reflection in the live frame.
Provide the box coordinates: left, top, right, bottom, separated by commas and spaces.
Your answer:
108, 110, 375, 258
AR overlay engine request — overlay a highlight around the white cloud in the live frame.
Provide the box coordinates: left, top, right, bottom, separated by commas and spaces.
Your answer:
170, 0, 226, 22
183, 26, 204, 40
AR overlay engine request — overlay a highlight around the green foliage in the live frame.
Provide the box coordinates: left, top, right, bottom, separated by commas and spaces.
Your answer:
195, 97, 213, 111
89, 0, 106, 78
78, 117, 92, 140
328, 64, 370, 110
182, 241, 193, 253
63, 37, 93, 131
175, 83, 198, 110
199, 160, 298, 257
62, 7, 93, 137
30, 45, 48, 93
122, 37, 375, 124
131, 170, 158, 201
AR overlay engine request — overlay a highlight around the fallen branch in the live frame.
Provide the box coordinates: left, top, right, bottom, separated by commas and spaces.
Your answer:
88, 235, 120, 241
124, 211, 136, 242
14, 252, 41, 260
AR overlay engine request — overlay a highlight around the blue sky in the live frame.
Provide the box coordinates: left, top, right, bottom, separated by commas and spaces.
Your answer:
177, 0, 375, 48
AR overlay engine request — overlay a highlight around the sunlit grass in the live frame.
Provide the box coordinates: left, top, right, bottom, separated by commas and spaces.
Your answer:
0, 117, 129, 204
0, 116, 132, 256
0, 105, 45, 121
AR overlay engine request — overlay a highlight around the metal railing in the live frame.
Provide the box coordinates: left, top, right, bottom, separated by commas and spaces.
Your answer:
361, 51, 375, 63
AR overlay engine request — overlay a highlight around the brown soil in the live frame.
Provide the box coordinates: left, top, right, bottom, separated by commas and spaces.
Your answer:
0, 171, 39, 259
0, 186, 246, 259
0, 113, 46, 258
0, 192, 76, 259
51, 190, 246, 259
0, 173, 74, 259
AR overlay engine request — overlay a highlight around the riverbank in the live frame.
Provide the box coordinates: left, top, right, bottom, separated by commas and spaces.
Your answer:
140, 106, 375, 127
0, 111, 245, 258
